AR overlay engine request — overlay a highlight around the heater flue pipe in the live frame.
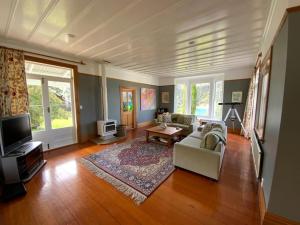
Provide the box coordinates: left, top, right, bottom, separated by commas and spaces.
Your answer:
99, 63, 108, 121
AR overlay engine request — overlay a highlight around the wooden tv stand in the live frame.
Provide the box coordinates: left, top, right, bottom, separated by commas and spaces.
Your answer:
0, 141, 47, 184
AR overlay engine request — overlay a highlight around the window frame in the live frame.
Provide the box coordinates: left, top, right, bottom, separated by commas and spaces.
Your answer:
174, 76, 224, 120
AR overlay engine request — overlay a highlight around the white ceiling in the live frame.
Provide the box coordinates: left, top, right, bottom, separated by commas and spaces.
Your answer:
0, 0, 271, 78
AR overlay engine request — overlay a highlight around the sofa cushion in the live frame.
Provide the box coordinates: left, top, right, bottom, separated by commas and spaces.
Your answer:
183, 116, 193, 125
177, 115, 184, 124
202, 123, 214, 135
200, 132, 220, 150
178, 136, 201, 148
189, 131, 202, 139
202, 122, 225, 135
171, 114, 178, 123
212, 123, 225, 132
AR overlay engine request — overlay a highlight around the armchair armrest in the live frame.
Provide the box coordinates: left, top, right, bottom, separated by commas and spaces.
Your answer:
173, 142, 223, 180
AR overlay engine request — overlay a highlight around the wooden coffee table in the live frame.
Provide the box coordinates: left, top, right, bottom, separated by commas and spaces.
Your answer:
145, 126, 183, 147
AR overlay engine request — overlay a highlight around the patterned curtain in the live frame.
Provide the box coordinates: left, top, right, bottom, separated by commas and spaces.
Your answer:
0, 47, 28, 117
241, 71, 256, 138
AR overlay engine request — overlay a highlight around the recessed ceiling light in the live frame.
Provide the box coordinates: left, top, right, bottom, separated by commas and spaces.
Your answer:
65, 33, 76, 43
67, 33, 76, 38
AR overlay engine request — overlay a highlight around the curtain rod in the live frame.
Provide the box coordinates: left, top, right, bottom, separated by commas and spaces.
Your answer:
254, 52, 262, 69
0, 45, 86, 65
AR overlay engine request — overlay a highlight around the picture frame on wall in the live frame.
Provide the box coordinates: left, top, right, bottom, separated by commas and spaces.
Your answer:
232, 91, 243, 103
161, 92, 170, 104
141, 88, 156, 111
255, 47, 273, 142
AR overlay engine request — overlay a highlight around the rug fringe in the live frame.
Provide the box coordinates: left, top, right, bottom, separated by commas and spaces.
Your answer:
79, 158, 147, 205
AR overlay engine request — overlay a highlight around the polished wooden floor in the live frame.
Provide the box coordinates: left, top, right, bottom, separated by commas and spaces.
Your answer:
0, 128, 260, 225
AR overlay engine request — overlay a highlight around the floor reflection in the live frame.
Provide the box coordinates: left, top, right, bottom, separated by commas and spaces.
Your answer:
54, 160, 78, 181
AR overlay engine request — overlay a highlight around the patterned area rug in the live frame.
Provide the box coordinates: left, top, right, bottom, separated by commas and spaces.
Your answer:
80, 137, 175, 204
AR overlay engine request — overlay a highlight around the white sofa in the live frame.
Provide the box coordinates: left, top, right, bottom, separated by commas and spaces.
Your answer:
173, 122, 227, 180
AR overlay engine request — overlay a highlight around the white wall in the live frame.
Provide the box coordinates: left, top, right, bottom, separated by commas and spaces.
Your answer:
260, 0, 300, 58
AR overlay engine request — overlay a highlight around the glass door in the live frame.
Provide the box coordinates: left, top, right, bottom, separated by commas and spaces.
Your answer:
26, 76, 76, 150
27, 78, 46, 132
121, 90, 134, 129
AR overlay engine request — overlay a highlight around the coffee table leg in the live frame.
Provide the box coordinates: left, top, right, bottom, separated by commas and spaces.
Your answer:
146, 131, 149, 142
168, 137, 172, 148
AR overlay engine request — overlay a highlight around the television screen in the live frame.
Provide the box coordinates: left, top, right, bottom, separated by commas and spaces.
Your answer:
0, 114, 32, 156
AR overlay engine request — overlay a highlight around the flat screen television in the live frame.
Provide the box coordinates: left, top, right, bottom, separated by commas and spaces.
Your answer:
0, 114, 32, 156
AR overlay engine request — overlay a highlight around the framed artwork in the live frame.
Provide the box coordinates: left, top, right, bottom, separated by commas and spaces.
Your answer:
255, 47, 273, 141
161, 92, 170, 104
232, 91, 243, 103
141, 88, 156, 110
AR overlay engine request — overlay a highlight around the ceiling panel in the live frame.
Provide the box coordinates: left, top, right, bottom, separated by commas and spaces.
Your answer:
48, 0, 134, 50
0, 0, 17, 36
0, 0, 272, 78
29, 0, 92, 44
7, 0, 52, 39
68, 0, 183, 55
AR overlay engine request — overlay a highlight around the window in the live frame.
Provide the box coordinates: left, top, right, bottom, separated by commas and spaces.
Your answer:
175, 76, 224, 120
174, 84, 187, 114
213, 81, 224, 120
191, 83, 210, 117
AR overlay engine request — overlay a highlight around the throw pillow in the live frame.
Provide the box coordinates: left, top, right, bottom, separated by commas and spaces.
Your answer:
200, 132, 220, 150
212, 123, 224, 132
163, 114, 172, 123
171, 114, 178, 123
202, 123, 213, 135
183, 116, 193, 125
157, 114, 163, 122
211, 127, 223, 133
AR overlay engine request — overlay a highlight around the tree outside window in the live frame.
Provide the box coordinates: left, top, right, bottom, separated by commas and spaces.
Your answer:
191, 83, 210, 117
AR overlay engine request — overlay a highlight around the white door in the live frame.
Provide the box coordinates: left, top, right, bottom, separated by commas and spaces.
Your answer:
26, 75, 77, 150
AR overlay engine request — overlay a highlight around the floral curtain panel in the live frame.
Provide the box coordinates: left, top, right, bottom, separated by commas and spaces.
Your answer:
0, 47, 28, 117
241, 71, 257, 138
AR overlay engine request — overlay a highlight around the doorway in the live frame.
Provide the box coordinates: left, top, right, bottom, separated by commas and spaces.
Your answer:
120, 87, 137, 129
25, 61, 77, 150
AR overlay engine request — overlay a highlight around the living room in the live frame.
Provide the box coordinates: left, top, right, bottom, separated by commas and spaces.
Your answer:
0, 0, 299, 225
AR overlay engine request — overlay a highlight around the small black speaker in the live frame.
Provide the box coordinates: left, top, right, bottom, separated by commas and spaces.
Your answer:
0, 183, 27, 201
